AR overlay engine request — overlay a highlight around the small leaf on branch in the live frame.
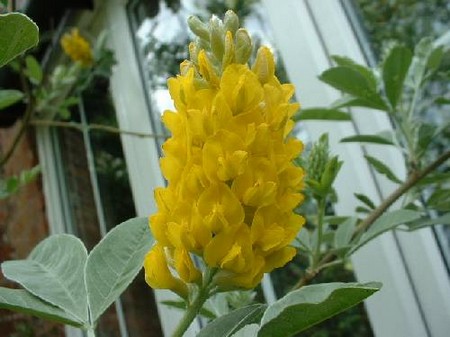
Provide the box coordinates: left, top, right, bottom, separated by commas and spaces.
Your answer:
334, 217, 357, 249
0, 89, 24, 110
340, 135, 394, 145
319, 67, 388, 111
25, 55, 43, 84
365, 155, 402, 184
382, 45, 412, 110
354, 193, 376, 210
331, 55, 377, 90
351, 209, 422, 253
401, 213, 450, 231
294, 108, 351, 121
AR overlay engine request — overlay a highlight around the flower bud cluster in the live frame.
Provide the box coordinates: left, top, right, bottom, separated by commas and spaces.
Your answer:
60, 28, 93, 67
144, 11, 305, 296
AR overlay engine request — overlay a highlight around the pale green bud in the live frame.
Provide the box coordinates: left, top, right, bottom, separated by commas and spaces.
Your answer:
222, 31, 235, 69
209, 16, 225, 62
308, 133, 330, 182
187, 16, 210, 41
224, 10, 239, 35
234, 29, 252, 64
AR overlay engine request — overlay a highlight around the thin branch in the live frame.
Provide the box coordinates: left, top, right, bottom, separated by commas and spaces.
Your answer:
30, 119, 166, 139
353, 149, 450, 236
292, 149, 450, 290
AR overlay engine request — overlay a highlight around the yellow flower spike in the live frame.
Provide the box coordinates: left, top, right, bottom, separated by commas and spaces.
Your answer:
145, 11, 305, 294
144, 244, 188, 299
60, 28, 93, 67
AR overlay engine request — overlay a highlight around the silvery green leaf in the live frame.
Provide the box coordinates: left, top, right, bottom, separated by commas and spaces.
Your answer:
198, 304, 267, 337
334, 217, 357, 249
382, 45, 412, 110
231, 324, 259, 337
85, 217, 153, 323
351, 209, 422, 254
0, 288, 83, 327
1, 235, 89, 323
258, 282, 381, 337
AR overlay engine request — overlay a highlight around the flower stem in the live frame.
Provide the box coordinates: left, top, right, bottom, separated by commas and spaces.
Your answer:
171, 269, 216, 337
313, 198, 326, 269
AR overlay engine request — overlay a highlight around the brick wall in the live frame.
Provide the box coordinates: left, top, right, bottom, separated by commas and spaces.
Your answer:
0, 120, 64, 336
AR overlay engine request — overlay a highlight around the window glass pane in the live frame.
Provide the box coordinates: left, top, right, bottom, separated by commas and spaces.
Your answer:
56, 75, 163, 336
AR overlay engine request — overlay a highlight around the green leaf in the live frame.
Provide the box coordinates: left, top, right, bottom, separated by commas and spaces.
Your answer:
1, 235, 89, 324
402, 213, 450, 231
258, 282, 381, 337
434, 97, 450, 105
25, 55, 43, 84
0, 13, 39, 67
354, 193, 376, 210
295, 229, 312, 253
382, 45, 412, 110
331, 94, 389, 110
19, 165, 41, 185
319, 66, 388, 111
331, 55, 377, 90
0, 288, 83, 327
85, 217, 153, 323
161, 300, 216, 319
426, 46, 444, 73
417, 123, 437, 157
417, 172, 450, 186
294, 108, 351, 121
365, 155, 402, 184
0, 89, 24, 109
231, 324, 259, 337
198, 304, 267, 337
340, 135, 394, 145
351, 210, 422, 253
334, 217, 357, 249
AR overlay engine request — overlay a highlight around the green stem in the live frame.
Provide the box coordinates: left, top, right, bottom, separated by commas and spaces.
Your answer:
171, 269, 216, 337
313, 198, 326, 269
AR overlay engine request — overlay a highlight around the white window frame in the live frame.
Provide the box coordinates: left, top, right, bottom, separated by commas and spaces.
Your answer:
262, 1, 450, 336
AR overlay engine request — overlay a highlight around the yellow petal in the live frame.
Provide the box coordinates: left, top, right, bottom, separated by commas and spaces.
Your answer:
144, 244, 188, 298
173, 248, 201, 283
